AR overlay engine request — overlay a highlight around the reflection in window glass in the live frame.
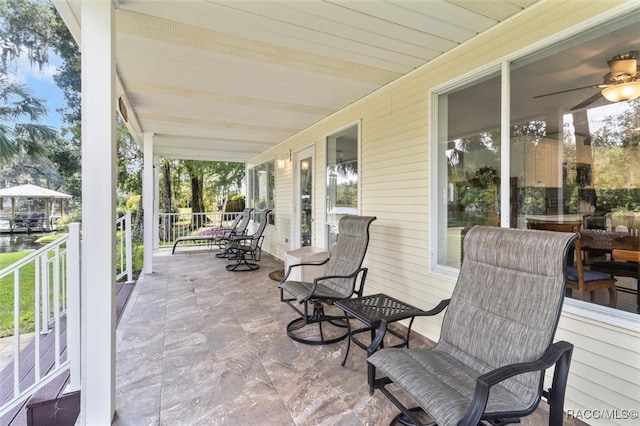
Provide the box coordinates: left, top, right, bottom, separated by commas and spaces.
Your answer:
509, 10, 640, 252
248, 159, 275, 225
436, 72, 501, 268
326, 125, 358, 251
435, 10, 639, 313
299, 156, 313, 247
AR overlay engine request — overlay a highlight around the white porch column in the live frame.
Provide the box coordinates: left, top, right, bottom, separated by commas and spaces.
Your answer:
66, 222, 81, 392
153, 155, 160, 250
80, 1, 116, 424
143, 132, 155, 274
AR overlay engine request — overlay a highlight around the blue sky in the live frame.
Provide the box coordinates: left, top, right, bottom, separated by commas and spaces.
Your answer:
7, 50, 65, 131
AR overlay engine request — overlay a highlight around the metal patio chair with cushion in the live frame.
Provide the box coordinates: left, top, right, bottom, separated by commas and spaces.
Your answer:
367, 226, 576, 426
279, 215, 376, 345
225, 209, 271, 272
214, 207, 254, 258
527, 220, 617, 307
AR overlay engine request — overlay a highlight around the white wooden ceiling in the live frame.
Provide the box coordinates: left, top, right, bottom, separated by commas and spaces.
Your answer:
57, 0, 540, 162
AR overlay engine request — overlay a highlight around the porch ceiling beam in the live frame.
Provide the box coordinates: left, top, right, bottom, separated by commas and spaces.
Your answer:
153, 146, 249, 163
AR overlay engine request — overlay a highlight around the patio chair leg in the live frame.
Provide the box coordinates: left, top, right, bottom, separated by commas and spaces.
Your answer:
286, 302, 349, 345
226, 254, 260, 271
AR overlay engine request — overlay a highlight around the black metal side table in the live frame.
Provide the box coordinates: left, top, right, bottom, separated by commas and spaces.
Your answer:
334, 293, 425, 366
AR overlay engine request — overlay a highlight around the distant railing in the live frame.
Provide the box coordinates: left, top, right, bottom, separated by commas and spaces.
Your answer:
0, 224, 80, 418
158, 211, 243, 247
116, 211, 133, 282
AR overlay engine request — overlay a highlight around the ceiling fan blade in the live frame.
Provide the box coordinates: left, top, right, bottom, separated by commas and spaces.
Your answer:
533, 84, 601, 99
570, 92, 604, 111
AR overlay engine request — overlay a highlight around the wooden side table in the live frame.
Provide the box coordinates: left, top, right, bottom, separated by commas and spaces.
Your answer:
334, 293, 425, 366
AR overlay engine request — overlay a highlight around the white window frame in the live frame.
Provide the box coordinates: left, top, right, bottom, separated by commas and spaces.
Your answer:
247, 158, 275, 225
323, 120, 361, 250
428, 4, 640, 331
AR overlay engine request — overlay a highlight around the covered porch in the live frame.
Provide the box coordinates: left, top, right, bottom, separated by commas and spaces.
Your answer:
113, 247, 578, 425
51, 0, 640, 424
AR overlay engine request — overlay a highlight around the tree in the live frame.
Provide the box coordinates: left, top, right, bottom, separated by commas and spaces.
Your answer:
0, 0, 57, 71
181, 160, 207, 229
1, 149, 60, 181
208, 161, 245, 213
0, 0, 81, 199
112, 117, 144, 241
159, 159, 173, 241
0, 75, 57, 163
590, 99, 640, 212
160, 160, 245, 233
0, 0, 58, 163
116, 119, 141, 196
160, 159, 173, 214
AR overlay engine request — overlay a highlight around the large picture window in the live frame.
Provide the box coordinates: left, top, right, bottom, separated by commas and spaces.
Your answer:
436, 71, 502, 269
435, 10, 640, 316
248, 159, 275, 225
326, 124, 359, 250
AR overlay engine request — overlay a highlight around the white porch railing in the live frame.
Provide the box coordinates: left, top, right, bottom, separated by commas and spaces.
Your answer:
116, 211, 133, 282
0, 224, 80, 418
0, 212, 133, 418
158, 211, 242, 247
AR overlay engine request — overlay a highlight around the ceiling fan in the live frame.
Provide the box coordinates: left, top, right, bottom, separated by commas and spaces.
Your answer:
534, 50, 640, 110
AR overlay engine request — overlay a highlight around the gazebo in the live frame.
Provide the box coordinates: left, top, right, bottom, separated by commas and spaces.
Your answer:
0, 184, 71, 233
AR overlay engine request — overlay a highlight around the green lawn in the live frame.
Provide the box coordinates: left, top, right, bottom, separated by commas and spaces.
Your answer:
36, 232, 66, 245
0, 251, 36, 337
1, 237, 143, 337
0, 233, 67, 337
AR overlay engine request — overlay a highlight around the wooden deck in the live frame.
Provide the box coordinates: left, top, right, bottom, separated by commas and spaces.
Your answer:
0, 227, 45, 235
0, 282, 135, 426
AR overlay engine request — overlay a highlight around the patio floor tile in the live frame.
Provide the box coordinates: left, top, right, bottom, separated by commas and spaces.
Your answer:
113, 247, 585, 425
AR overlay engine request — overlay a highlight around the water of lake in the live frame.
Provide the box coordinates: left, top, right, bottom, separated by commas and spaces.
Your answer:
0, 235, 43, 253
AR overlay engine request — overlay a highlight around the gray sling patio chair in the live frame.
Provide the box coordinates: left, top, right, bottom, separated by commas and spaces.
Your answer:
280, 215, 376, 345
214, 207, 254, 258
171, 208, 253, 254
225, 209, 271, 272
367, 226, 576, 426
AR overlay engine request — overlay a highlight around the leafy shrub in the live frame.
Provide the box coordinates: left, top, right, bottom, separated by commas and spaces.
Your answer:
226, 194, 246, 212
56, 210, 82, 231
125, 195, 141, 212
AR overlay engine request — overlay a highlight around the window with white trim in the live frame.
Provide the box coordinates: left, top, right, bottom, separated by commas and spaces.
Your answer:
248, 159, 275, 225
325, 124, 359, 251
434, 10, 640, 316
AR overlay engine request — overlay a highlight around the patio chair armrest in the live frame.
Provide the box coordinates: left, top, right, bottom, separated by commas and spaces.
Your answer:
367, 299, 450, 355
312, 266, 366, 284
304, 267, 367, 300
461, 341, 574, 425
227, 229, 248, 238
281, 258, 331, 282
300, 268, 368, 303
229, 232, 258, 244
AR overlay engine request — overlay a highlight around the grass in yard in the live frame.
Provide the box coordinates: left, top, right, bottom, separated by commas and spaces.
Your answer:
0, 252, 36, 338
132, 243, 144, 274
117, 241, 144, 282
1, 237, 143, 337
36, 233, 66, 245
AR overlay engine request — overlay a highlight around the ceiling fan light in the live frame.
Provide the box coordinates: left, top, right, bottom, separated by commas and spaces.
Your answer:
601, 81, 640, 102
608, 58, 637, 78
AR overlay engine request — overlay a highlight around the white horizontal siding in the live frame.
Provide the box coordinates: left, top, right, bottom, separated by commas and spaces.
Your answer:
248, 1, 639, 423
554, 312, 640, 425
